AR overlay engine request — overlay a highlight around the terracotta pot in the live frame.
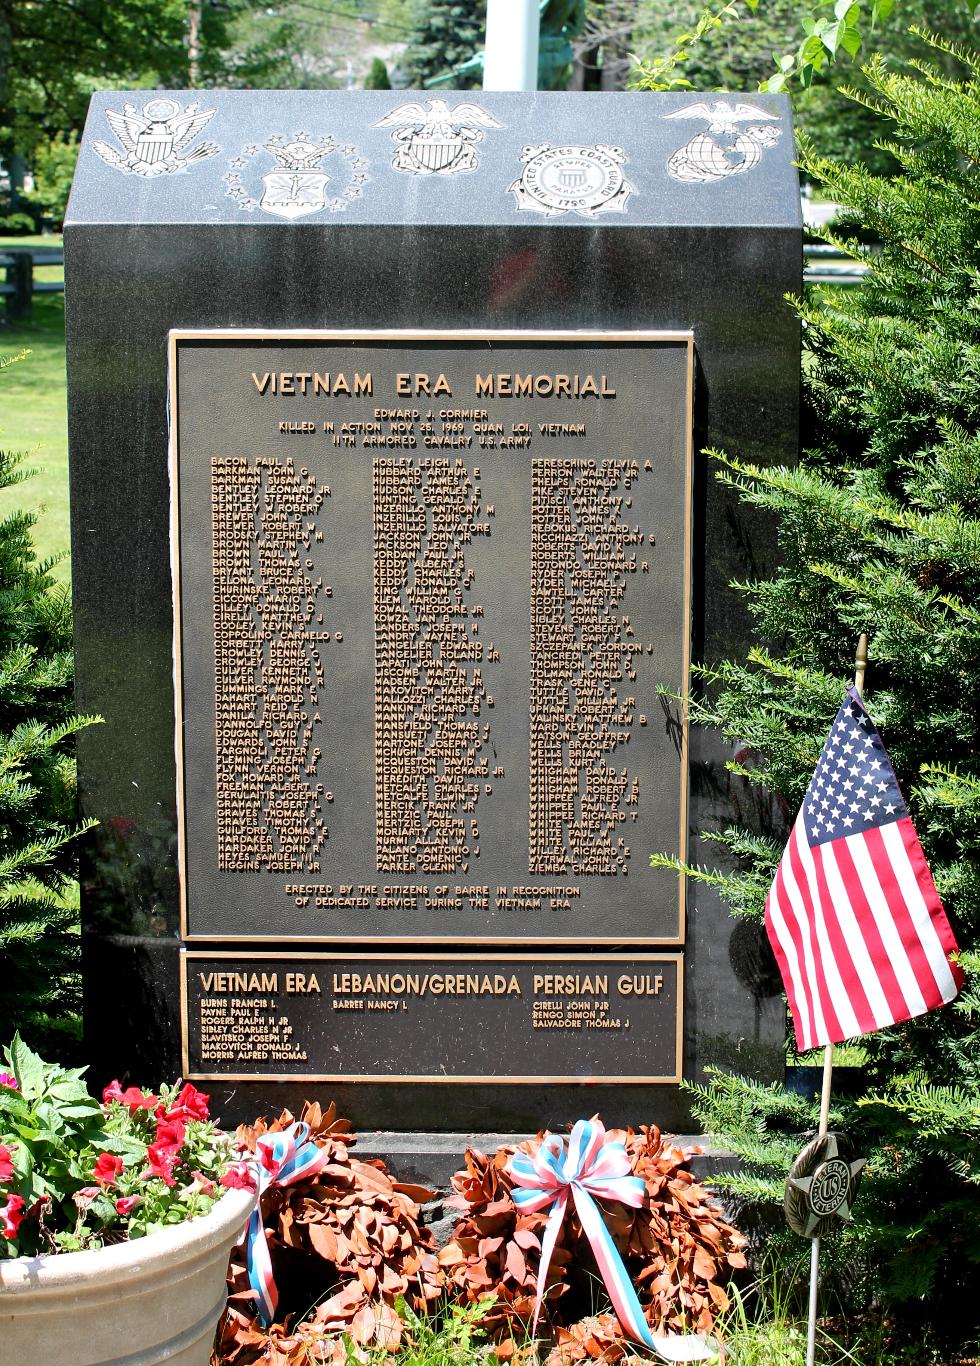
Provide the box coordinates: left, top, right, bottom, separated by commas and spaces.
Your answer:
0, 1185, 255, 1365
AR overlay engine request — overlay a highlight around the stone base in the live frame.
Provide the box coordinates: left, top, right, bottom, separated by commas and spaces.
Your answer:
356, 1131, 736, 1192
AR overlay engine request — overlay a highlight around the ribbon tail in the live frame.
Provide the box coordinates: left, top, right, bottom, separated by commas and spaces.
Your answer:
244, 1203, 277, 1327
531, 1188, 568, 1338
571, 1186, 717, 1363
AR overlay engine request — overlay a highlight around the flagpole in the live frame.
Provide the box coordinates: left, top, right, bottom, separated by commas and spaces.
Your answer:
806, 631, 868, 1366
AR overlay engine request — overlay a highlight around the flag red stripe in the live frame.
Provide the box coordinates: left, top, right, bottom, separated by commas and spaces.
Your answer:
864, 824, 946, 1012
787, 825, 842, 1044
896, 818, 964, 992
774, 838, 824, 1046
809, 836, 877, 1036
766, 866, 814, 1050
829, 835, 911, 1023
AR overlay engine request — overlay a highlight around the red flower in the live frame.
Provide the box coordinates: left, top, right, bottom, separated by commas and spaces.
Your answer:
164, 1083, 210, 1123
146, 1142, 177, 1187
0, 1144, 14, 1183
102, 1079, 157, 1113
220, 1163, 256, 1191
154, 1116, 186, 1152
0, 1193, 25, 1239
94, 1153, 124, 1187
114, 1195, 141, 1216
0, 1072, 17, 1090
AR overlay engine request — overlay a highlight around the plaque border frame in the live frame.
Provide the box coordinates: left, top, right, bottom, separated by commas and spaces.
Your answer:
169, 328, 694, 946
180, 949, 684, 1083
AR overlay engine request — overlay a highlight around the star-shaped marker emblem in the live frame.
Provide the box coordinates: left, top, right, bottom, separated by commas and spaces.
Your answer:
785, 1131, 866, 1238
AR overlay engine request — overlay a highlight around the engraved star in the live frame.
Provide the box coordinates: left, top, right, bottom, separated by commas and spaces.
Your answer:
244, 144, 258, 154
787, 1134, 866, 1237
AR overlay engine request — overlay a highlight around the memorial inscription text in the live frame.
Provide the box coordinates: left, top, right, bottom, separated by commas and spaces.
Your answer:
173, 333, 692, 945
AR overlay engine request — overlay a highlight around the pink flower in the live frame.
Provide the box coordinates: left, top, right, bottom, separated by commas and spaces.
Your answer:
190, 1170, 215, 1196
102, 1079, 157, 1113
164, 1083, 210, 1123
0, 1073, 17, 1090
94, 1153, 124, 1187
0, 1144, 14, 1183
154, 1116, 186, 1152
114, 1195, 141, 1216
146, 1142, 177, 1187
220, 1163, 256, 1191
74, 1186, 101, 1209
0, 1193, 25, 1240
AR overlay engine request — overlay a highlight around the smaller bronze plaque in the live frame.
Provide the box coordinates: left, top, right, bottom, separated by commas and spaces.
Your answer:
181, 952, 682, 1082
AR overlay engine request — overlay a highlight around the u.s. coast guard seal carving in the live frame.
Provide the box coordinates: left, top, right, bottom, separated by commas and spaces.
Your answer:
224, 133, 369, 218
510, 144, 634, 219
374, 100, 502, 176
93, 100, 218, 177
666, 101, 781, 184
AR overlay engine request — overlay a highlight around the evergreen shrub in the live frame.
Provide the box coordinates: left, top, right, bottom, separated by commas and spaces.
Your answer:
651, 38, 980, 1343
0, 352, 97, 1056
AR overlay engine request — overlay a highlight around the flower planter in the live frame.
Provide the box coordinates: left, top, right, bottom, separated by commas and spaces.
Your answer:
0, 1184, 255, 1365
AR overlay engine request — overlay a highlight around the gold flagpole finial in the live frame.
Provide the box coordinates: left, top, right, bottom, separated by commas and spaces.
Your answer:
854, 633, 869, 695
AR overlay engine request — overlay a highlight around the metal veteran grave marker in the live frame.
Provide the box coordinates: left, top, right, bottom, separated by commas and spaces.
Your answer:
65, 90, 801, 1131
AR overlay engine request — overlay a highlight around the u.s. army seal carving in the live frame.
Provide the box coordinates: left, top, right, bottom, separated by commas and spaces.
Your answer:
510, 144, 634, 219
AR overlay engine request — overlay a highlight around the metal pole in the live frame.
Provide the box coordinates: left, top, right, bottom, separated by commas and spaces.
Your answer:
483, 0, 540, 91
806, 632, 868, 1366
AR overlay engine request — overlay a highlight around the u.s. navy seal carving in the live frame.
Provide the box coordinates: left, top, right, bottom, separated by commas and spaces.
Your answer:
510, 144, 634, 219
375, 100, 502, 175
93, 99, 218, 177
224, 133, 369, 218
666, 101, 781, 184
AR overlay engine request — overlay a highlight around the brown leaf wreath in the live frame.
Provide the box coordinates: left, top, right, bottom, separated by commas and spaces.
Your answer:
212, 1102, 444, 1366
439, 1122, 747, 1360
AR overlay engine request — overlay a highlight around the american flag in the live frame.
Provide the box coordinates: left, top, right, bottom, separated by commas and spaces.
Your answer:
765, 687, 963, 1051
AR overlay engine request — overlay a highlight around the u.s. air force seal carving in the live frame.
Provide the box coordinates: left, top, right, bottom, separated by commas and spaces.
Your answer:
93, 100, 218, 177
510, 144, 634, 219
374, 100, 502, 176
224, 133, 368, 218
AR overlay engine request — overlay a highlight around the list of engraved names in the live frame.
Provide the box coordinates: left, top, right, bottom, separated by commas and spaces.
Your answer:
174, 336, 691, 942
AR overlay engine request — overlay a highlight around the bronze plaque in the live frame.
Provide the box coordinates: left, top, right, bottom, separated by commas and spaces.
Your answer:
181, 951, 682, 1082
171, 330, 693, 944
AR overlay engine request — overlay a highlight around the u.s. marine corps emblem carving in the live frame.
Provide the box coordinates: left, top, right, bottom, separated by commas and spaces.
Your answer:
374, 99, 503, 176
666, 101, 781, 184
510, 145, 634, 219
93, 99, 218, 177
224, 133, 369, 218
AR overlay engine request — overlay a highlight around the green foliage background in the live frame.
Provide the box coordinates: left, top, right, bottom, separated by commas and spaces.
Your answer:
0, 355, 97, 1058
645, 39, 980, 1343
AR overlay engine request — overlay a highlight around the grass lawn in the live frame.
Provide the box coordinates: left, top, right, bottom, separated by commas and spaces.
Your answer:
0, 234, 68, 583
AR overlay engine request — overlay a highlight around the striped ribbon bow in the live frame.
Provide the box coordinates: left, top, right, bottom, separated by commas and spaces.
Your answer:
244, 1121, 332, 1325
507, 1120, 717, 1364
